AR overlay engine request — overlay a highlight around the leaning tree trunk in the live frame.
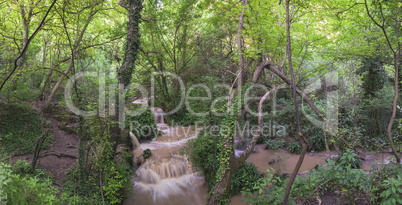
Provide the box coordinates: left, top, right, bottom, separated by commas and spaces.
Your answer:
207, 155, 238, 205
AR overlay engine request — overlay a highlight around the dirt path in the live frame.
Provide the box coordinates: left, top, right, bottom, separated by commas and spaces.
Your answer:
11, 102, 79, 184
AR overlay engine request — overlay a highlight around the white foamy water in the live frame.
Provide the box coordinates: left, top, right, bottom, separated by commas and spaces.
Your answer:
125, 112, 207, 205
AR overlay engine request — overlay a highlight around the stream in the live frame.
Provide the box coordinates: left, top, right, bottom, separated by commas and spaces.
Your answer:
123, 124, 208, 205
124, 104, 396, 205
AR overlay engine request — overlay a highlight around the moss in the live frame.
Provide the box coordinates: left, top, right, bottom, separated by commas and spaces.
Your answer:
0, 103, 53, 155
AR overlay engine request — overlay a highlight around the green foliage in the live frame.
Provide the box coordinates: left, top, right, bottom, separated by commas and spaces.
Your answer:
61, 161, 133, 205
0, 81, 38, 103
10, 160, 34, 176
61, 115, 134, 205
168, 109, 198, 126
264, 138, 285, 150
143, 148, 152, 159
292, 160, 370, 199
230, 162, 262, 196
183, 128, 262, 196
166, 76, 231, 126
287, 142, 302, 154
10, 160, 54, 181
183, 128, 219, 188
60, 165, 104, 204
335, 149, 362, 169
369, 163, 402, 204
0, 103, 53, 155
241, 168, 294, 205
355, 57, 386, 99
307, 129, 326, 152
0, 162, 59, 204
102, 164, 129, 204
379, 176, 402, 205
126, 108, 161, 140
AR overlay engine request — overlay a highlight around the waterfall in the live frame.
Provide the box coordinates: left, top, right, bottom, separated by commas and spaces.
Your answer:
124, 121, 208, 205
129, 131, 141, 149
126, 154, 207, 205
151, 107, 165, 125
136, 156, 188, 184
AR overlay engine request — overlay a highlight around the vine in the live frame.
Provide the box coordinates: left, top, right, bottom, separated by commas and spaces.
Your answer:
212, 84, 250, 204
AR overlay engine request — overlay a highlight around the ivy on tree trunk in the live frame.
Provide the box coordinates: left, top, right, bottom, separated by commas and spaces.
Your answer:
111, 0, 143, 155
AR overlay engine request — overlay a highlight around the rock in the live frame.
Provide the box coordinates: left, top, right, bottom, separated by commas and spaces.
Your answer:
234, 137, 247, 150
135, 154, 145, 166
113, 144, 133, 167
252, 146, 259, 153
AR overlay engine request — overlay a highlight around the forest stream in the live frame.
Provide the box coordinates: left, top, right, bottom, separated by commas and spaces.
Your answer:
122, 108, 397, 205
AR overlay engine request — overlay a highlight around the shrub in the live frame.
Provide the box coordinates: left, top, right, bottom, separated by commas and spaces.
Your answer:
307, 129, 326, 152
292, 160, 370, 200
0, 103, 53, 154
184, 128, 262, 196
379, 176, 402, 205
369, 162, 402, 204
264, 138, 285, 150
0, 162, 59, 204
230, 162, 262, 196
241, 168, 294, 205
184, 128, 219, 188
335, 149, 362, 169
287, 142, 302, 154
102, 164, 129, 204
143, 149, 152, 159
61, 161, 133, 205
125, 108, 161, 140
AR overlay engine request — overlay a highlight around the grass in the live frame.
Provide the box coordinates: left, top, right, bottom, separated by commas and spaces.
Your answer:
0, 103, 53, 155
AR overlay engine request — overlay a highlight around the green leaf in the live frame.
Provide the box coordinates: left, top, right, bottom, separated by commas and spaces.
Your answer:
386, 190, 391, 198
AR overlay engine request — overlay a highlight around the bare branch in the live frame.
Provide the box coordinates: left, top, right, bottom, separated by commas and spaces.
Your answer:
236, 84, 284, 166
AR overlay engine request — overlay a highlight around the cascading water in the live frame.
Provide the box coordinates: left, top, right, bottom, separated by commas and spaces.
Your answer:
136, 155, 189, 184
151, 107, 165, 125
128, 98, 398, 205
124, 107, 208, 205
129, 131, 140, 149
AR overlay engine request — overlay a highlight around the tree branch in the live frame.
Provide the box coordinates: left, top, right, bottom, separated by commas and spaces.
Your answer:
236, 84, 284, 167
0, 0, 57, 92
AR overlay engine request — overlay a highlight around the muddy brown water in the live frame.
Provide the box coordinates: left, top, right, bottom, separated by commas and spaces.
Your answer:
124, 125, 209, 205
125, 124, 397, 205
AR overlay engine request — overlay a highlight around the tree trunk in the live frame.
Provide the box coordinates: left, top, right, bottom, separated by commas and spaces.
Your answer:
111, 0, 143, 154
43, 7, 97, 109
207, 2, 248, 204
364, 0, 401, 166
283, 0, 308, 203
207, 155, 237, 205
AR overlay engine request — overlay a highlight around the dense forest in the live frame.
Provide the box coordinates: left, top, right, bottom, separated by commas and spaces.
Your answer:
0, 0, 402, 204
